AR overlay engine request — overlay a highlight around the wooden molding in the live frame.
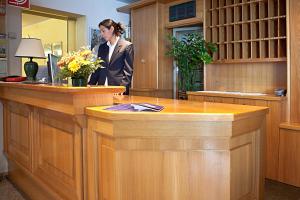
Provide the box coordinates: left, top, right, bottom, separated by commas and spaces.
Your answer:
187, 91, 286, 101
165, 17, 203, 28
211, 57, 287, 64
117, 0, 156, 13
280, 122, 300, 131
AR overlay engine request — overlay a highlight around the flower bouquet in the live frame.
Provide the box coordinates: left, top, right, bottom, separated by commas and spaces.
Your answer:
57, 47, 103, 87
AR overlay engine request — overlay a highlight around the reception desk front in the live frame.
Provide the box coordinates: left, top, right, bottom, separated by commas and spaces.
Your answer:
0, 83, 268, 200
0, 82, 125, 200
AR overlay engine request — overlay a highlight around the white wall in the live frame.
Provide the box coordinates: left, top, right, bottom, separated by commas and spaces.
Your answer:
0, 5, 22, 174
31, 0, 129, 45
0, 0, 129, 174
7, 6, 22, 76
31, 0, 129, 24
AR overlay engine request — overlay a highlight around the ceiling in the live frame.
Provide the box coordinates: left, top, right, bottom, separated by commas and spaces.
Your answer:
116, 0, 140, 3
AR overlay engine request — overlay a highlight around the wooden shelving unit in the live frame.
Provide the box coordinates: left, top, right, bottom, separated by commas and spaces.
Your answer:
205, 0, 287, 63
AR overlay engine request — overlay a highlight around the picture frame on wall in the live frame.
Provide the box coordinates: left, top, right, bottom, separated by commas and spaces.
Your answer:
52, 42, 63, 57
44, 42, 63, 58
44, 43, 52, 56
89, 27, 105, 50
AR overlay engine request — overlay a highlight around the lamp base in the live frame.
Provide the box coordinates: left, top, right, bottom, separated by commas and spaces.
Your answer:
24, 58, 38, 81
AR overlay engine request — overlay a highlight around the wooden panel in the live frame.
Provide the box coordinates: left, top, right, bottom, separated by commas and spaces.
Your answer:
187, 93, 286, 181
0, 82, 121, 200
5, 101, 32, 171
3, 101, 85, 200
278, 128, 300, 187
98, 135, 116, 200
158, 3, 173, 91
33, 109, 83, 200
205, 62, 287, 93
230, 144, 252, 199
132, 3, 158, 89
8, 160, 64, 200
188, 94, 205, 102
265, 100, 286, 180
131, 2, 173, 94
116, 150, 230, 200
87, 116, 264, 200
289, 0, 300, 122
130, 88, 173, 98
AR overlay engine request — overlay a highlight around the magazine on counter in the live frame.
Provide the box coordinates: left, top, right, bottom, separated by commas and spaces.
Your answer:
104, 103, 164, 112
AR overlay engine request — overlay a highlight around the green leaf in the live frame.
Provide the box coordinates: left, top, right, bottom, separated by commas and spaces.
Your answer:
166, 32, 217, 91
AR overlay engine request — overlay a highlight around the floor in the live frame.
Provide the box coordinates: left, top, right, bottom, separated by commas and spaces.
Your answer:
0, 177, 300, 200
0, 177, 24, 200
265, 179, 300, 200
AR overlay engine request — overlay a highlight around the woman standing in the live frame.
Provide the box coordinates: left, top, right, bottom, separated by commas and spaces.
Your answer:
89, 19, 134, 95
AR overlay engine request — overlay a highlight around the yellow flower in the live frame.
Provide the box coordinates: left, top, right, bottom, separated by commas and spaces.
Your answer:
68, 60, 80, 73
80, 50, 92, 57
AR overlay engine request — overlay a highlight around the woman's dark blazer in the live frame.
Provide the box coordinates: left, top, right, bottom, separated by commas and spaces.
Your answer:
88, 38, 134, 95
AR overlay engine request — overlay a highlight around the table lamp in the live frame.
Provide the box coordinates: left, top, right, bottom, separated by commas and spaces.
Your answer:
15, 38, 46, 81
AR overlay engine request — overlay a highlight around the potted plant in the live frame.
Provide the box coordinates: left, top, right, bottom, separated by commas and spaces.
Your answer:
167, 33, 217, 99
57, 47, 103, 87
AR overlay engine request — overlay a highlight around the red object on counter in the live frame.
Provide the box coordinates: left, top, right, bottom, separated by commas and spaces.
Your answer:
5, 76, 27, 82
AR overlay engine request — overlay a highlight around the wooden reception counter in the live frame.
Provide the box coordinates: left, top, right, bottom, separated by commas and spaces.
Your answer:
0, 83, 268, 200
0, 82, 125, 200
86, 96, 268, 200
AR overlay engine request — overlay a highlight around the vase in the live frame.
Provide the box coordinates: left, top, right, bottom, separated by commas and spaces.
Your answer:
71, 77, 88, 87
24, 59, 38, 81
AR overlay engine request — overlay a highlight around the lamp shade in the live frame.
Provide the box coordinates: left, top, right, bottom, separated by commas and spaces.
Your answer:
15, 38, 46, 59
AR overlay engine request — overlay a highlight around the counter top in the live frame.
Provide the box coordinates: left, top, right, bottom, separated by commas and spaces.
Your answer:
0, 82, 125, 115
86, 95, 268, 122
0, 82, 125, 94
187, 90, 286, 101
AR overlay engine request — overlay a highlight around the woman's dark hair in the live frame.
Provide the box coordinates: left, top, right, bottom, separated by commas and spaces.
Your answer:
99, 19, 125, 36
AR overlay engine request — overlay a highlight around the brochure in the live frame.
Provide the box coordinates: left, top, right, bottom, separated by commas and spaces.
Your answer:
104, 103, 164, 112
